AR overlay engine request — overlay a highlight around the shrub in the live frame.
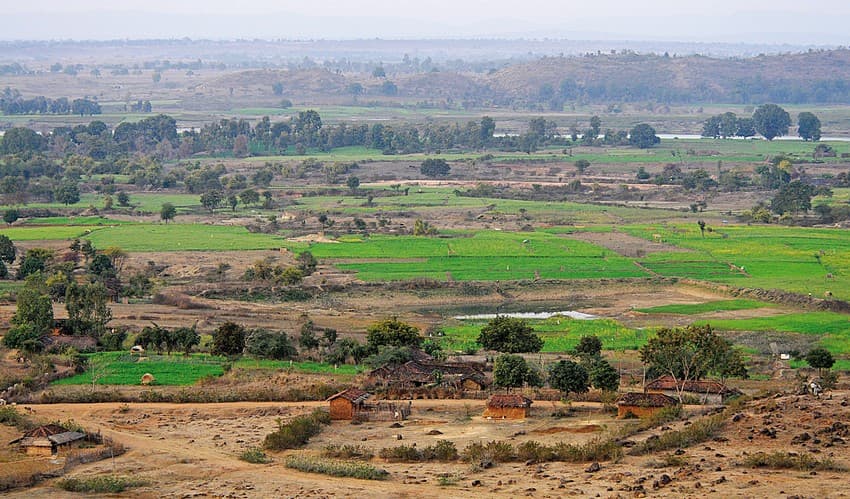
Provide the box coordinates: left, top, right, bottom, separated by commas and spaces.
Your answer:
422, 440, 458, 461
323, 444, 374, 460
630, 413, 725, 455
517, 440, 554, 463
742, 452, 845, 471
56, 476, 147, 493
379, 444, 422, 462
551, 438, 623, 463
239, 447, 270, 464
284, 455, 388, 480
263, 409, 330, 451
461, 440, 515, 464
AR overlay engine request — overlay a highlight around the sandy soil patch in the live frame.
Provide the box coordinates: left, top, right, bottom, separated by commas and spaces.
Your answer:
565, 230, 692, 258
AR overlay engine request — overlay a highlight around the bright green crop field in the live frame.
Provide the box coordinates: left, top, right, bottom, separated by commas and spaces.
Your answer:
439, 316, 651, 353
697, 312, 850, 354
53, 353, 362, 386
82, 224, 288, 251
289, 231, 648, 281
623, 224, 850, 300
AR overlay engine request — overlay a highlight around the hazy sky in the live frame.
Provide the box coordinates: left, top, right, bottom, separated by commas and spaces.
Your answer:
5, 0, 850, 43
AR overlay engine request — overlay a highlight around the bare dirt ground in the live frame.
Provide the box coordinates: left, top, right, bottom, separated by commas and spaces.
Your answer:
4, 390, 849, 498
565, 231, 692, 258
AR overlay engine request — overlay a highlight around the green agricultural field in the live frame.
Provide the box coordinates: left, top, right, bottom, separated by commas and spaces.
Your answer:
53, 353, 225, 386
231, 359, 364, 375
439, 316, 650, 353
790, 359, 850, 371
291, 186, 680, 224
291, 231, 648, 281
699, 312, 850, 355
0, 192, 201, 213
638, 299, 770, 315
622, 224, 850, 300
54, 353, 364, 386
1, 225, 98, 241
18, 216, 133, 226
83, 223, 288, 251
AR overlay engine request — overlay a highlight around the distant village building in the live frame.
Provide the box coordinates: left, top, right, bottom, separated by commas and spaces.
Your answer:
644, 375, 742, 404
327, 388, 411, 422
368, 360, 489, 391
616, 392, 678, 419
483, 394, 533, 419
10, 424, 86, 456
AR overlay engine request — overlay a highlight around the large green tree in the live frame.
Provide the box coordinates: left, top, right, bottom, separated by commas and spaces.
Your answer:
365, 317, 421, 353
639, 324, 745, 402
629, 123, 660, 149
493, 354, 542, 389
548, 360, 589, 395
797, 112, 822, 141
211, 321, 247, 356
477, 316, 543, 353
753, 104, 791, 140
160, 202, 176, 223
65, 282, 112, 339
770, 180, 815, 215
4, 275, 53, 350
420, 158, 451, 177
0, 234, 16, 264
806, 347, 835, 378
245, 329, 297, 360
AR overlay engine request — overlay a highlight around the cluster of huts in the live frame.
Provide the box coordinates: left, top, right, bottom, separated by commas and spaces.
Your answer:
330, 370, 741, 422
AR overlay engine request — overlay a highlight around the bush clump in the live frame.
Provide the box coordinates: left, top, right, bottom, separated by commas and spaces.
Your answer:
743, 452, 845, 471
239, 447, 270, 464
56, 476, 147, 493
630, 413, 725, 455
285, 455, 388, 480
263, 409, 330, 451
323, 444, 374, 460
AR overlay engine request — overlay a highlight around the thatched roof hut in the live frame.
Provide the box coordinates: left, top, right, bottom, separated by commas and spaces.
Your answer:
645, 375, 741, 404
616, 392, 678, 419
483, 394, 533, 419
9, 424, 86, 456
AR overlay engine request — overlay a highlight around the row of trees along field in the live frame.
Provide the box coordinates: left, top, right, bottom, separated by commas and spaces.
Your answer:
0, 111, 664, 161
701, 104, 822, 141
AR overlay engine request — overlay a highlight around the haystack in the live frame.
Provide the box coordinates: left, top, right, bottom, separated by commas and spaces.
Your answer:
140, 373, 156, 385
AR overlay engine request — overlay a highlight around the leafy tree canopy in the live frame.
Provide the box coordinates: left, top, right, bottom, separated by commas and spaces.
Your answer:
477, 316, 543, 353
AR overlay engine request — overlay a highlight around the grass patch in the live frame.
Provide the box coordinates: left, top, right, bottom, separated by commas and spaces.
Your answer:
232, 359, 364, 375
56, 475, 147, 493
637, 299, 770, 315
630, 413, 726, 455
323, 444, 374, 460
742, 452, 845, 471
239, 447, 271, 464
284, 455, 388, 480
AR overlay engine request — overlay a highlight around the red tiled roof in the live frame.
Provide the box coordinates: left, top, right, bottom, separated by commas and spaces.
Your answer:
645, 375, 738, 394
617, 392, 678, 407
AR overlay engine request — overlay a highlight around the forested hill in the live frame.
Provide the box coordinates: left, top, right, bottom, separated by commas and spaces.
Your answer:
487, 49, 850, 106
218, 49, 850, 107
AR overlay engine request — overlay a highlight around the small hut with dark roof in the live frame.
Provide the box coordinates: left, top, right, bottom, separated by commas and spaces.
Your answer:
483, 394, 533, 419
616, 392, 678, 419
327, 388, 371, 420
644, 375, 741, 404
10, 424, 86, 456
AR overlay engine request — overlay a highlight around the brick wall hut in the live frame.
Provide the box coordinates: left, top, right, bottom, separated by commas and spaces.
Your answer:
327, 388, 371, 420
617, 392, 678, 419
483, 394, 533, 419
